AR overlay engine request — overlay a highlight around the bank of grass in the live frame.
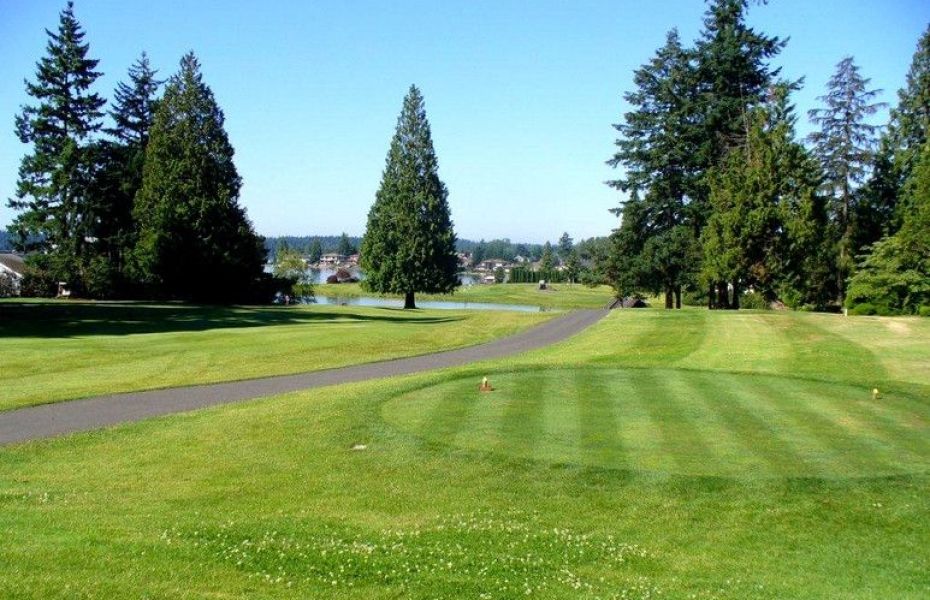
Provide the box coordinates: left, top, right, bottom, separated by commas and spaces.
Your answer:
316, 281, 615, 309
0, 300, 551, 411
1, 309, 929, 598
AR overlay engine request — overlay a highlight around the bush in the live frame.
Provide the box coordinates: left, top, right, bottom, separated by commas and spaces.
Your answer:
918, 305, 930, 317
0, 272, 16, 297
849, 303, 877, 316
740, 291, 768, 310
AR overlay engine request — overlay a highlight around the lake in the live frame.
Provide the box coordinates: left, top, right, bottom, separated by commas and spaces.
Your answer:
313, 295, 545, 313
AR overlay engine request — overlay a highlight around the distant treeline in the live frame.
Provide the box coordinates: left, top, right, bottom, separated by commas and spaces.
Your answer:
264, 235, 610, 266
0, 231, 11, 253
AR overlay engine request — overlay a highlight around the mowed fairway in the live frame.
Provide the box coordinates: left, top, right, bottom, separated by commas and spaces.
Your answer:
1, 309, 929, 598
0, 301, 552, 411
386, 368, 930, 479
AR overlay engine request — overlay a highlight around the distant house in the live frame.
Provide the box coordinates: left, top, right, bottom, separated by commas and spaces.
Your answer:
477, 258, 510, 272
319, 253, 347, 266
456, 252, 471, 268
513, 255, 529, 264
0, 253, 25, 296
346, 253, 360, 266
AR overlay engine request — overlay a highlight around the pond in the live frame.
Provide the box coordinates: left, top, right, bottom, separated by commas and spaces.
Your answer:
313, 295, 546, 313
265, 266, 477, 286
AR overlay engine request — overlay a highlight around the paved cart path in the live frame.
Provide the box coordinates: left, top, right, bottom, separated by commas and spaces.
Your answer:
0, 309, 608, 446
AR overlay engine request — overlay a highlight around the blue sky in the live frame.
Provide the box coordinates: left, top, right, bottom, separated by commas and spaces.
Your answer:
1, 1, 928, 243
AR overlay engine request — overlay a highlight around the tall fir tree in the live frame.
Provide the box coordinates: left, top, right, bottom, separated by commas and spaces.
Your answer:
847, 138, 930, 314
337, 232, 354, 256
702, 99, 827, 308
540, 241, 555, 272
557, 232, 574, 259
307, 238, 323, 263
607, 30, 701, 308
808, 56, 885, 303
694, 0, 785, 172
8, 1, 105, 293
694, 0, 785, 308
862, 25, 930, 241
360, 85, 458, 309
132, 52, 265, 302
87, 52, 162, 296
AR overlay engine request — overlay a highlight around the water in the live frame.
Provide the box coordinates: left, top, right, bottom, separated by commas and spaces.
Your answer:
313, 295, 545, 313
265, 266, 477, 286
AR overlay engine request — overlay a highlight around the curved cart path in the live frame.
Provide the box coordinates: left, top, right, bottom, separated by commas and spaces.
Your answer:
0, 309, 608, 446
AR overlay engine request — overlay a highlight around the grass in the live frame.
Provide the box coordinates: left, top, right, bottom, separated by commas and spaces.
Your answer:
1, 308, 929, 598
315, 281, 615, 309
0, 300, 551, 411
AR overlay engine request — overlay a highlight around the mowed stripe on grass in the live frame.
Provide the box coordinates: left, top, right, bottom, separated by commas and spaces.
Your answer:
383, 367, 930, 479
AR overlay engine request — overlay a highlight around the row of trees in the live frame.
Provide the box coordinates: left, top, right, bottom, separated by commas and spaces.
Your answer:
606, 0, 929, 314
8, 3, 268, 302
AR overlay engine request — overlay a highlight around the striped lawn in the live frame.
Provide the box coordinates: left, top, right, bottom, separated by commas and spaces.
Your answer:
384, 367, 930, 479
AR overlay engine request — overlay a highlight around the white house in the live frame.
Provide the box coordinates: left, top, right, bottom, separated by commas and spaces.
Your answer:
0, 253, 25, 296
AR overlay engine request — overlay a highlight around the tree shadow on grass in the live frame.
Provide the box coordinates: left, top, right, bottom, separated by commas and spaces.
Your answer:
0, 301, 462, 339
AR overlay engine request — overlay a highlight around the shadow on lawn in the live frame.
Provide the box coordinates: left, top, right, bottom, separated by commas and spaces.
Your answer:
0, 301, 462, 339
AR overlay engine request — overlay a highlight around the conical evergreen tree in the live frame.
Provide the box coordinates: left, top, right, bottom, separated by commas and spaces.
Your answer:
607, 29, 701, 308
360, 85, 458, 309
133, 52, 264, 302
109, 52, 161, 145
87, 52, 162, 296
808, 56, 885, 303
8, 1, 105, 292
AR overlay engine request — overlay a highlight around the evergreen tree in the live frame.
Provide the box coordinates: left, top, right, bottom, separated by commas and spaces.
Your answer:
307, 238, 323, 263
88, 52, 162, 296
8, 1, 105, 291
890, 25, 930, 187
693, 0, 785, 308
540, 241, 554, 272
558, 232, 574, 259
861, 26, 930, 239
132, 52, 265, 302
360, 85, 458, 309
337, 232, 354, 256
694, 0, 785, 171
808, 56, 885, 303
847, 138, 930, 314
607, 30, 701, 308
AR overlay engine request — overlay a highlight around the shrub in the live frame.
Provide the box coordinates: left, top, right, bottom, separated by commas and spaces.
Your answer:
849, 303, 877, 316
740, 291, 768, 310
918, 305, 930, 317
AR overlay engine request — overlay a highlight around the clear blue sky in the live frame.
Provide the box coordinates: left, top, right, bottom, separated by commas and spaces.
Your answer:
1, 1, 928, 243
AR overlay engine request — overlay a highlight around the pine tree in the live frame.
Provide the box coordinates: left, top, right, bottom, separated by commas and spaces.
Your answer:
8, 1, 105, 291
607, 30, 701, 308
540, 242, 554, 272
694, 0, 785, 170
558, 232, 574, 260
862, 25, 930, 238
88, 52, 162, 296
808, 56, 885, 303
132, 52, 265, 302
360, 85, 458, 309
847, 138, 930, 314
337, 232, 354, 256
307, 238, 323, 263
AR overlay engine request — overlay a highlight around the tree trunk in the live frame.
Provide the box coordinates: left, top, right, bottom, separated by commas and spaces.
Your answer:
717, 281, 730, 310
665, 287, 673, 309
404, 291, 416, 309
708, 283, 716, 310
731, 281, 740, 310
675, 285, 682, 309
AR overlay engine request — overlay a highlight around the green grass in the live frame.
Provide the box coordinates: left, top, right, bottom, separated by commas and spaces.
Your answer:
1, 309, 929, 598
316, 281, 615, 309
0, 300, 551, 411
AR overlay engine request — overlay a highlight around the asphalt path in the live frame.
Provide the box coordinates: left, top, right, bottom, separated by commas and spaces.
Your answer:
0, 309, 608, 446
